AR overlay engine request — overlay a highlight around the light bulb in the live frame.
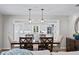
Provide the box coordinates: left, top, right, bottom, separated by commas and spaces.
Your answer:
29, 20, 32, 23
41, 20, 44, 23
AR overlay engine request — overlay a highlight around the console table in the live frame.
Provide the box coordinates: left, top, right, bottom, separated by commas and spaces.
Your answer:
66, 37, 79, 51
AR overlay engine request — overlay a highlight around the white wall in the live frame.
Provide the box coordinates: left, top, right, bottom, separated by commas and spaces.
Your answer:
3, 15, 70, 49
0, 15, 3, 48
68, 15, 79, 37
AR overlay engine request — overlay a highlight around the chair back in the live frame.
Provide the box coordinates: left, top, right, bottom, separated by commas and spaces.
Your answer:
19, 37, 33, 50
8, 36, 14, 48
19, 37, 33, 43
8, 36, 13, 43
40, 37, 53, 43
39, 37, 53, 51
60, 36, 64, 43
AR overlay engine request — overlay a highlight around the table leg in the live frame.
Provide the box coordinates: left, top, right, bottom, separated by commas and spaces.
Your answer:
50, 43, 53, 52
33, 44, 38, 51
11, 44, 14, 49
11, 44, 12, 48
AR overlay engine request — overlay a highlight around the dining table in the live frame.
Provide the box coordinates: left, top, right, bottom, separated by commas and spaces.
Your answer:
11, 37, 60, 52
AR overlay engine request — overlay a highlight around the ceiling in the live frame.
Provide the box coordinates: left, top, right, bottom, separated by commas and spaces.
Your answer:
0, 4, 79, 15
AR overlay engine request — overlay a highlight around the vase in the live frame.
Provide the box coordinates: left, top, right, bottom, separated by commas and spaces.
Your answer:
73, 35, 79, 40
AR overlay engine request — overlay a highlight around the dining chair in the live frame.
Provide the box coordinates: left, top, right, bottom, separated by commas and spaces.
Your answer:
19, 37, 33, 50
38, 37, 53, 52
53, 35, 64, 52
8, 36, 20, 48
38, 34, 46, 50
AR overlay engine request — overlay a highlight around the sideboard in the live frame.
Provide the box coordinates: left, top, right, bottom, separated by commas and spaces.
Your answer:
66, 37, 79, 51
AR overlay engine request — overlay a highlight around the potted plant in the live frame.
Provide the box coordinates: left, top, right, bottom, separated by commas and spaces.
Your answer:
73, 33, 79, 40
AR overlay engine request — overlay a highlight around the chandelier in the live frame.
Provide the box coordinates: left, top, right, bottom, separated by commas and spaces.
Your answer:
28, 9, 32, 23
28, 8, 45, 23
41, 9, 44, 23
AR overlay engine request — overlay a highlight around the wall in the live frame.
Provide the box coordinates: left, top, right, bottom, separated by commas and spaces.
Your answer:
68, 15, 79, 37
3, 15, 70, 49
0, 15, 3, 48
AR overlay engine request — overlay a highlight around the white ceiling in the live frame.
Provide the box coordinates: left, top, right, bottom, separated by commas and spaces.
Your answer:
0, 4, 79, 15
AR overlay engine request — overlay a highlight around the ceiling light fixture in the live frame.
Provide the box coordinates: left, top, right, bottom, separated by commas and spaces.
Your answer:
41, 9, 44, 23
28, 9, 32, 23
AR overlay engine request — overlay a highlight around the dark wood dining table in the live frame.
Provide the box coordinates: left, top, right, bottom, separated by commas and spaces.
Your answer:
11, 37, 60, 52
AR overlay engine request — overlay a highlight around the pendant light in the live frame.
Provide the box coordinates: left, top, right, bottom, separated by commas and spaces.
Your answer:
28, 9, 32, 23
41, 9, 44, 23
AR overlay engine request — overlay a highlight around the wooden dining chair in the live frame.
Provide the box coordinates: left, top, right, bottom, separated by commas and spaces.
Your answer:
19, 37, 33, 50
38, 37, 53, 52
